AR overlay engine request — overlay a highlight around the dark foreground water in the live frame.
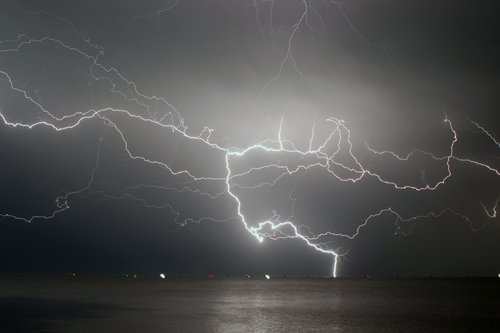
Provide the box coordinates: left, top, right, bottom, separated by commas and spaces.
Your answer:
0, 277, 499, 332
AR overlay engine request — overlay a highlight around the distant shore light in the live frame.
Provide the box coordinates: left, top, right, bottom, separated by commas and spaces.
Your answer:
160, 273, 166, 279
265, 274, 270, 280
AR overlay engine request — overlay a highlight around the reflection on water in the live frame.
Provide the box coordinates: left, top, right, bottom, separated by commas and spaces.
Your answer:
0, 277, 499, 332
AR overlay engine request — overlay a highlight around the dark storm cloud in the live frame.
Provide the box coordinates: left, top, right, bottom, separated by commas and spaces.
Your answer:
0, 0, 498, 276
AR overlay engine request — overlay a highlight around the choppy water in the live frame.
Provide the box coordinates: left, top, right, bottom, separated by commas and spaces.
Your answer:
1, 277, 499, 332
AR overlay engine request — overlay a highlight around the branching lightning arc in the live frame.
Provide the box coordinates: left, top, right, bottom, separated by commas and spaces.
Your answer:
0, 1, 498, 276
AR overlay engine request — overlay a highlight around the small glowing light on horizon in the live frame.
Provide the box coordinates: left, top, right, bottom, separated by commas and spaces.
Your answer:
265, 274, 270, 280
160, 273, 166, 279
498, 273, 500, 278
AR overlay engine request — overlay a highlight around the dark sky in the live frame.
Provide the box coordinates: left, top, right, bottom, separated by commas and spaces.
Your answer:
0, 0, 499, 277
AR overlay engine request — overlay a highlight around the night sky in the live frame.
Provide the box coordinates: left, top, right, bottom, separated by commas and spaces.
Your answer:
0, 0, 499, 277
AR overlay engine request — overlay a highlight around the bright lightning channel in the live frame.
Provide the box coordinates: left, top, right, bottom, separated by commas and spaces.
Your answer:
0, 2, 498, 278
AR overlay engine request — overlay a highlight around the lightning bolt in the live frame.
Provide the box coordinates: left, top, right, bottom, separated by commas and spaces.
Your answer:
0, 1, 498, 277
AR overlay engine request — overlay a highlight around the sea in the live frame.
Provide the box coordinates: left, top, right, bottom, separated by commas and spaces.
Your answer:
1, 276, 499, 332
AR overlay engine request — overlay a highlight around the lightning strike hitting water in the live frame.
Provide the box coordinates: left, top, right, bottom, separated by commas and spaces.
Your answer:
0, 1, 498, 277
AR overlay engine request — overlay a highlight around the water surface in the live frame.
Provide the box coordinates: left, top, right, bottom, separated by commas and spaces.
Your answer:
1, 277, 499, 332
